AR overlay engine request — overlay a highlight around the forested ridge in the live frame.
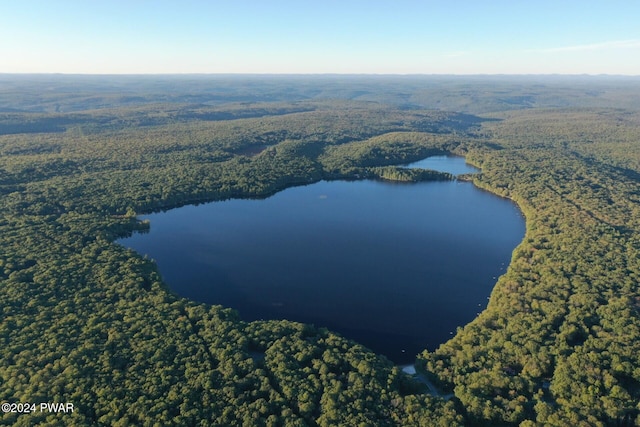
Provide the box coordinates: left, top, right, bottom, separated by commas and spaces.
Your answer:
1, 76, 639, 426
420, 108, 640, 426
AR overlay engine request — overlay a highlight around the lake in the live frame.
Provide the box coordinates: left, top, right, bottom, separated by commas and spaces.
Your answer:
402, 155, 479, 175
118, 156, 525, 364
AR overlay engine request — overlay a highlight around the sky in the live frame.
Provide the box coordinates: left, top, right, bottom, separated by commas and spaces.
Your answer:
1, 0, 639, 75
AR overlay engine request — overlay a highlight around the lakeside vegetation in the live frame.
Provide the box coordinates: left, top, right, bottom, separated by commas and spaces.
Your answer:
1, 75, 639, 426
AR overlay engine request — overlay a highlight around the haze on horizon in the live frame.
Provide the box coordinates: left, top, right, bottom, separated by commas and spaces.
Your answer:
1, 0, 639, 76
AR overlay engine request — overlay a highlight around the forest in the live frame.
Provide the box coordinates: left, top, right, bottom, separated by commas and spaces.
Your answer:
1, 74, 639, 426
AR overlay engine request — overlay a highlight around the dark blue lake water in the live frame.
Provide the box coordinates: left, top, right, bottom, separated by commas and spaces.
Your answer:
118, 157, 524, 363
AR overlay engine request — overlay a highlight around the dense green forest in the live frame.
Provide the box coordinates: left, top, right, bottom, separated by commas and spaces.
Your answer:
1, 75, 639, 426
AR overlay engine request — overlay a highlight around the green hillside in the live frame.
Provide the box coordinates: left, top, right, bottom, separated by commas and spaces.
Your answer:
1, 75, 639, 426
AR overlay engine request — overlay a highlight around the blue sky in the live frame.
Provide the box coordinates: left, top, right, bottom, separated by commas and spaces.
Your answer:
1, 0, 639, 75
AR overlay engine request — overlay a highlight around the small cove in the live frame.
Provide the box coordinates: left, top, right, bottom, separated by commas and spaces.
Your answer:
118, 156, 525, 364
402, 154, 479, 175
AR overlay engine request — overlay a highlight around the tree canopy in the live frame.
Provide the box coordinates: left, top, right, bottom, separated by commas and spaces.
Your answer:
1, 75, 639, 426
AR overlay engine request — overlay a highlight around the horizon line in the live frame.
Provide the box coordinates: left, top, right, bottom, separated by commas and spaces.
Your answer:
2, 72, 640, 78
